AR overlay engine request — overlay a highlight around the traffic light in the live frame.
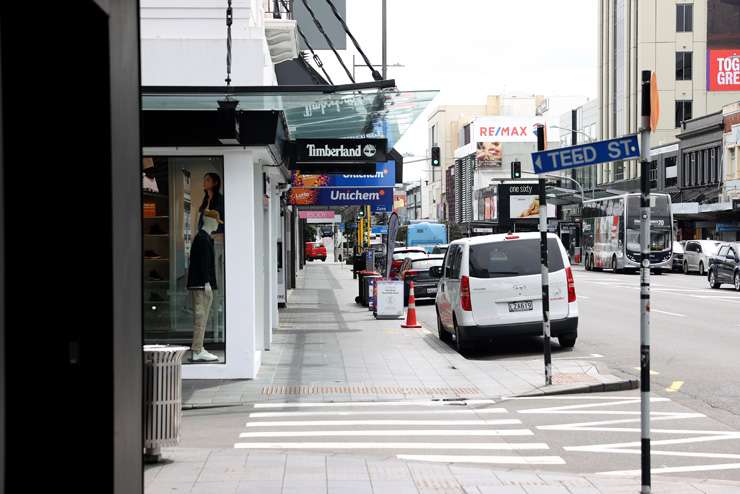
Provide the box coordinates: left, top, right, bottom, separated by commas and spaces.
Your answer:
357, 208, 365, 219
431, 146, 441, 167
511, 160, 522, 179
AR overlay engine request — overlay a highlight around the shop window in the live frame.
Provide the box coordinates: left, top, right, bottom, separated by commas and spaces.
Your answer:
142, 156, 226, 363
675, 52, 692, 81
676, 3, 693, 32
614, 162, 624, 181
665, 156, 678, 187
649, 160, 658, 188
675, 100, 692, 128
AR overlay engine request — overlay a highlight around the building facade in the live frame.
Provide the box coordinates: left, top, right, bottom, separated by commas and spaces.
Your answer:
597, 0, 740, 188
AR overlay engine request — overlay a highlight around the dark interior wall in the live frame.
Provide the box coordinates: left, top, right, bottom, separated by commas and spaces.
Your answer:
0, 1, 141, 492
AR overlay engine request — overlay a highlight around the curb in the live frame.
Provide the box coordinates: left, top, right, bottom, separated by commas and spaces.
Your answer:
517, 377, 639, 397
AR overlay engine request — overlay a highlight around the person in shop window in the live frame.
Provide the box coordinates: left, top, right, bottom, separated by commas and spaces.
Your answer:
198, 172, 225, 235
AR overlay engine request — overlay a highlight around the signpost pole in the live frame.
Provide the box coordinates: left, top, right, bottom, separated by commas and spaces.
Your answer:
535, 124, 552, 386
639, 70, 653, 494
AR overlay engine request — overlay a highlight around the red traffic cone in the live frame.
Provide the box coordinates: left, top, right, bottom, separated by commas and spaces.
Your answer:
401, 280, 422, 328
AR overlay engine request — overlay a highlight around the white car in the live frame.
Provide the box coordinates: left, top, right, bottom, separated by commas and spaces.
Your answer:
431, 232, 578, 352
682, 240, 722, 276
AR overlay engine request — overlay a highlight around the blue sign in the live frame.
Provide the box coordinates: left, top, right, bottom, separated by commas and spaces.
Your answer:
292, 161, 395, 187
315, 187, 393, 213
532, 135, 640, 174
372, 225, 388, 235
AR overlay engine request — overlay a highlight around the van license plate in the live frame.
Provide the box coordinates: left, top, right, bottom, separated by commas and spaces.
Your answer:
508, 301, 533, 312
427, 287, 437, 294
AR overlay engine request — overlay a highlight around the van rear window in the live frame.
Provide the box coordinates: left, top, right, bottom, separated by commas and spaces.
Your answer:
468, 238, 564, 278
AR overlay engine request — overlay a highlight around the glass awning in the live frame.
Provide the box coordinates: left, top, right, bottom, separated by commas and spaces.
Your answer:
142, 84, 438, 149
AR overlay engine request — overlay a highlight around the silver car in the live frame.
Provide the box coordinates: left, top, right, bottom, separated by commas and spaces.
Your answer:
682, 240, 722, 276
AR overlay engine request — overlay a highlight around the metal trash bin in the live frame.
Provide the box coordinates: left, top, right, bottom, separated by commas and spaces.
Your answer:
143, 344, 189, 463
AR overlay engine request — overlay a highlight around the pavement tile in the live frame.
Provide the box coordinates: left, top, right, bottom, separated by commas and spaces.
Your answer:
370, 479, 421, 493
190, 481, 239, 493
236, 481, 284, 494
328, 480, 374, 494
283, 480, 328, 494
476, 486, 528, 494
145, 481, 195, 493
326, 456, 370, 481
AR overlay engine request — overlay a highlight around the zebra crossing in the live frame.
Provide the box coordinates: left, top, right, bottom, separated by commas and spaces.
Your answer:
233, 399, 565, 466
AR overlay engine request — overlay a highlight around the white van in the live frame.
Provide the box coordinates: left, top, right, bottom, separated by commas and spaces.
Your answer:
431, 232, 578, 352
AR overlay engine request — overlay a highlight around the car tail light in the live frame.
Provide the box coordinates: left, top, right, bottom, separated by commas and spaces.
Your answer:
460, 275, 472, 311
403, 269, 418, 278
566, 267, 576, 303
505, 235, 519, 240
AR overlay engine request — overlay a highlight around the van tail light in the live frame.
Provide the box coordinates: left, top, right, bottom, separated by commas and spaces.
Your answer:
403, 269, 418, 279
566, 267, 576, 303
460, 275, 473, 311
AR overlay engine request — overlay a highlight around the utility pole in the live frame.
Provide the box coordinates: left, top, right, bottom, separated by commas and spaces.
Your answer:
639, 69, 653, 494
536, 124, 552, 386
381, 0, 387, 79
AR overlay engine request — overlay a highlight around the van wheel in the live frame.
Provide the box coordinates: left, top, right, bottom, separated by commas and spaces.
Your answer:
699, 261, 705, 276
437, 311, 451, 343
734, 272, 740, 292
453, 318, 466, 353
611, 255, 619, 273
683, 261, 689, 274
709, 269, 720, 289
558, 335, 576, 348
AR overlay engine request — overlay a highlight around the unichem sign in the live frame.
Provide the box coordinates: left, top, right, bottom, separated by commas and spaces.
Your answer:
329, 189, 382, 201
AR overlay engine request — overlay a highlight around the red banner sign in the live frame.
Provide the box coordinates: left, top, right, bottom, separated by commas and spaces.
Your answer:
708, 49, 740, 91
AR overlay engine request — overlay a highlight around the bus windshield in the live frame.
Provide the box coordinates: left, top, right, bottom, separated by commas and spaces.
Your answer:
626, 195, 672, 252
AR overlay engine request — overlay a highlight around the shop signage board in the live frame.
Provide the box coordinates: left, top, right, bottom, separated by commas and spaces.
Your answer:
531, 134, 640, 174
291, 162, 395, 188
374, 280, 404, 319
294, 138, 388, 163
298, 210, 335, 220
372, 225, 388, 235
289, 187, 393, 212
707, 49, 740, 91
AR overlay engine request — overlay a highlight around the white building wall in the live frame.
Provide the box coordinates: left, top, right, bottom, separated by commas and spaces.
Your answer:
140, 0, 277, 86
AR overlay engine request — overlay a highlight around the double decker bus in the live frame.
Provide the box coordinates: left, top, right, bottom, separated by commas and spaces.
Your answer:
582, 193, 673, 272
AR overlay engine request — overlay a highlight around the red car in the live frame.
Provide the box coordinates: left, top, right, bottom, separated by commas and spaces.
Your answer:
305, 242, 327, 262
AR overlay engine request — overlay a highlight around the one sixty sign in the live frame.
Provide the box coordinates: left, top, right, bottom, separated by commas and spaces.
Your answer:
531, 134, 640, 174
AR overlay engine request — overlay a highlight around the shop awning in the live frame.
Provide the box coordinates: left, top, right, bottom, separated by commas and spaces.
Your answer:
141, 81, 438, 149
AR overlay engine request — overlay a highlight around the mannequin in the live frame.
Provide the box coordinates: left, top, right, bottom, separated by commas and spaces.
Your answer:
187, 209, 222, 362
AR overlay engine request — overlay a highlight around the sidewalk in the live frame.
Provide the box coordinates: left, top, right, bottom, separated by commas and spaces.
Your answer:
146, 448, 740, 493
183, 262, 634, 408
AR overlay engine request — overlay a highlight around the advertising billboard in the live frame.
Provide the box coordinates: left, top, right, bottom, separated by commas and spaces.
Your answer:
292, 162, 395, 188
472, 116, 548, 143
707, 0, 740, 92
289, 187, 393, 212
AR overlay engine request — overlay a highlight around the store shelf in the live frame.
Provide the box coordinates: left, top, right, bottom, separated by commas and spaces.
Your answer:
143, 191, 168, 199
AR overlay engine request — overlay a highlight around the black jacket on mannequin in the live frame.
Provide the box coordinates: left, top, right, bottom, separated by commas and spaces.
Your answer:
187, 230, 217, 289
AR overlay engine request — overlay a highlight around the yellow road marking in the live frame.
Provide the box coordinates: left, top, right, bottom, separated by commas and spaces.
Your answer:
666, 380, 684, 393
633, 367, 659, 375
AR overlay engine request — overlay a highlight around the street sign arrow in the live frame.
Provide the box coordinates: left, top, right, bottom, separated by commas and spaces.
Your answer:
531, 134, 640, 174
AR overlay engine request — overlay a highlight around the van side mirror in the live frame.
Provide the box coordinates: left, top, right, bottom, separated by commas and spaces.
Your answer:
429, 266, 442, 278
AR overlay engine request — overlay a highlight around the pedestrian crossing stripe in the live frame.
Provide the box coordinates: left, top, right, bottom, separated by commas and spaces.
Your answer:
234, 442, 550, 450
239, 429, 534, 438
248, 407, 507, 418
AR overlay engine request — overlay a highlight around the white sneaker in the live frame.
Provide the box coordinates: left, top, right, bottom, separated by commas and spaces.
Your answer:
191, 349, 219, 362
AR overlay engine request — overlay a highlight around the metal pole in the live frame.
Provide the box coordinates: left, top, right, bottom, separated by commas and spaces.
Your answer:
381, 0, 387, 79
639, 69, 652, 494
536, 125, 552, 386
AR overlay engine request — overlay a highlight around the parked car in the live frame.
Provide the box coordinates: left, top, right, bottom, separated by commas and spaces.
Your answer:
682, 240, 722, 275
707, 242, 740, 291
431, 244, 449, 255
390, 247, 427, 277
401, 255, 445, 302
304, 241, 327, 262
671, 241, 685, 272
431, 232, 578, 353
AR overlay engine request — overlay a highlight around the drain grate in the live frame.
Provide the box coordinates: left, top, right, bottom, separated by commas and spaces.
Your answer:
260, 384, 481, 396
